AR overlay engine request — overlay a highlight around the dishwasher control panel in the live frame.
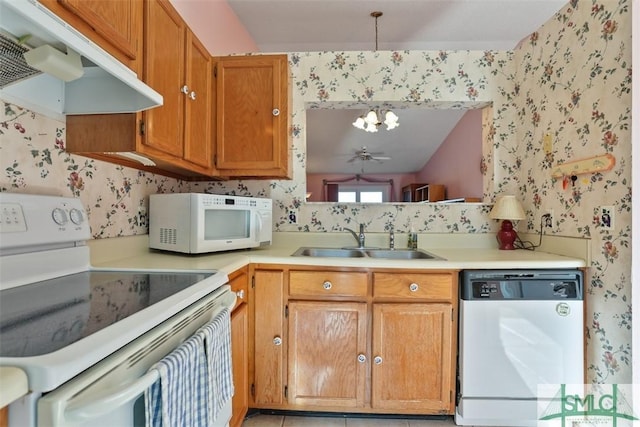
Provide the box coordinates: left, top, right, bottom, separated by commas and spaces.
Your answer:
461, 269, 583, 301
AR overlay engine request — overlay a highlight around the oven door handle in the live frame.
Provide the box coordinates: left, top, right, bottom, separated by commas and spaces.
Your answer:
65, 369, 160, 422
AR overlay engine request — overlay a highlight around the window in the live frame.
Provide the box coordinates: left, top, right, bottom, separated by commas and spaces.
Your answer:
338, 184, 389, 203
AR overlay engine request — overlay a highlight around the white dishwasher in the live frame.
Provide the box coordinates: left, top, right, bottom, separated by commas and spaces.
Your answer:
456, 269, 584, 427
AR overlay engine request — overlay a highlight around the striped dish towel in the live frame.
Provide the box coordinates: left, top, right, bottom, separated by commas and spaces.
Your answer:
200, 307, 234, 423
145, 332, 211, 427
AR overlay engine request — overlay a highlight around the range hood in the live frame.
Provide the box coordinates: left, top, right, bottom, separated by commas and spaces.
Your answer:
0, 0, 162, 120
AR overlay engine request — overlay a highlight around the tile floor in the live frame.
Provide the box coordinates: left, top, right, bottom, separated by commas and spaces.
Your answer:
241, 413, 456, 427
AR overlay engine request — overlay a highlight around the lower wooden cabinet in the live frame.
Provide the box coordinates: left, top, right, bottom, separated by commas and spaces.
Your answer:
287, 301, 367, 408
371, 303, 453, 412
250, 265, 458, 415
229, 267, 249, 427
251, 267, 286, 407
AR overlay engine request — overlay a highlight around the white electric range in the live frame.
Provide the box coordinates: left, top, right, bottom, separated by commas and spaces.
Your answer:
0, 193, 233, 427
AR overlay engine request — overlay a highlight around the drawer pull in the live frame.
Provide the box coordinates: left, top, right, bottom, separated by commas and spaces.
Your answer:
273, 336, 282, 346
273, 108, 280, 116
374, 356, 383, 365
322, 281, 332, 290
357, 354, 367, 363
236, 290, 245, 299
409, 283, 419, 292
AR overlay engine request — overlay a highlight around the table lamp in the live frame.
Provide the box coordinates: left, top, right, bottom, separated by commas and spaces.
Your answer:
489, 195, 525, 250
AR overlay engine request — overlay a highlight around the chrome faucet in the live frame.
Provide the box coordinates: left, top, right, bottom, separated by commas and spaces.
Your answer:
389, 226, 395, 250
344, 223, 366, 248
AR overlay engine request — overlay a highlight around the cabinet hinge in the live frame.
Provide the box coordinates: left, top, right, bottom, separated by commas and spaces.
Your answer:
251, 383, 255, 397
251, 276, 255, 288
213, 64, 217, 78
284, 385, 288, 399
285, 305, 288, 318
139, 120, 145, 136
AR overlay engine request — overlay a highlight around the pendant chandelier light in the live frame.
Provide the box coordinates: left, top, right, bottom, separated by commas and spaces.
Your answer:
352, 12, 399, 133
352, 109, 399, 132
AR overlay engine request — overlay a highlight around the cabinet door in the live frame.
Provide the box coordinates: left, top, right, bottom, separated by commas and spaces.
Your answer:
287, 301, 367, 409
230, 303, 249, 427
58, 0, 139, 60
229, 267, 249, 426
214, 55, 290, 178
371, 303, 454, 413
252, 269, 285, 406
143, 0, 185, 158
183, 30, 214, 171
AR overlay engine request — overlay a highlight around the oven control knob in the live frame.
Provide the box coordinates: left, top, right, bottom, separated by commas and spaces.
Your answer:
52, 208, 68, 225
69, 208, 85, 225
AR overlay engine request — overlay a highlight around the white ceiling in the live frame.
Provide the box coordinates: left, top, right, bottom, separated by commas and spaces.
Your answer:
227, 0, 567, 174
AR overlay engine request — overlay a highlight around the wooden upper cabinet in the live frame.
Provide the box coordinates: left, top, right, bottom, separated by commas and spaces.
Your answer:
141, 0, 216, 176
183, 31, 213, 170
142, 0, 185, 159
214, 55, 291, 178
40, 0, 141, 73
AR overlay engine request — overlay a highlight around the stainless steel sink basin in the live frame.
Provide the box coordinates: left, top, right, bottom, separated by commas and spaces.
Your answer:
292, 247, 366, 258
365, 249, 440, 259
292, 247, 443, 260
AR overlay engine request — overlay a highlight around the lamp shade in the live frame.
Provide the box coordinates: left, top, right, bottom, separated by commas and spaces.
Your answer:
489, 195, 525, 220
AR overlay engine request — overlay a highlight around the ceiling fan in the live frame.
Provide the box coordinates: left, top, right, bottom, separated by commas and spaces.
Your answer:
347, 147, 391, 163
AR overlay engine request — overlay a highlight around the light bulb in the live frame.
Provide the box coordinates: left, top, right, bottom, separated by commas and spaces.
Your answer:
365, 110, 379, 125
352, 117, 366, 129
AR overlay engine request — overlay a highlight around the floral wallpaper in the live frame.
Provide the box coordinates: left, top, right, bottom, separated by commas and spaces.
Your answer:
513, 0, 632, 385
0, 0, 632, 385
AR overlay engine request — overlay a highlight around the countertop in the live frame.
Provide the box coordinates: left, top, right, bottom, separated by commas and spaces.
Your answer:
88, 232, 588, 271
1, 232, 588, 408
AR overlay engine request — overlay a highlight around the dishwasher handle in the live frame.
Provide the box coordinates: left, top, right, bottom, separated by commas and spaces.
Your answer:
66, 370, 159, 423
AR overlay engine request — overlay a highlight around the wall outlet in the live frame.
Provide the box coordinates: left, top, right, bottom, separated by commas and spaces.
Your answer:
288, 209, 298, 224
596, 206, 614, 230
543, 209, 554, 229
543, 133, 553, 155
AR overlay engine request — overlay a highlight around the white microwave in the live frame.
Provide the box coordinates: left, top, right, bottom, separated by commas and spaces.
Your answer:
149, 193, 272, 254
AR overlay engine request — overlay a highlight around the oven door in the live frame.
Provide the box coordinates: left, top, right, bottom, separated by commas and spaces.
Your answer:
31, 285, 236, 427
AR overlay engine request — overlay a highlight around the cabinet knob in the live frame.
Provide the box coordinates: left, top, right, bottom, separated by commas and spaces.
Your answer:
322, 281, 332, 290
181, 85, 189, 94
236, 289, 245, 299
272, 108, 280, 116
409, 283, 419, 292
189, 91, 196, 100
273, 336, 282, 346
374, 356, 383, 365
357, 354, 367, 363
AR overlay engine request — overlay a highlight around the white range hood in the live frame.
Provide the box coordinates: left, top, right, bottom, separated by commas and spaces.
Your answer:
0, 0, 162, 120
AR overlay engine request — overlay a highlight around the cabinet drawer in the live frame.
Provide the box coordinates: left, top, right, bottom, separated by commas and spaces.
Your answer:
373, 273, 453, 300
289, 271, 368, 297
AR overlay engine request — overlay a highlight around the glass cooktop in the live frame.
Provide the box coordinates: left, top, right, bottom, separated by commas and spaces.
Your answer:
0, 270, 213, 357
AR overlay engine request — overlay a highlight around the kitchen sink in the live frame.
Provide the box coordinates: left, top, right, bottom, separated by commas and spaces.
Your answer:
365, 249, 440, 259
292, 247, 366, 258
291, 247, 443, 260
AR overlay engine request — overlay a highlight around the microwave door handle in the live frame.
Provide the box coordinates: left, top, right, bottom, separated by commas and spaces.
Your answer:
254, 210, 263, 238
64, 369, 160, 423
